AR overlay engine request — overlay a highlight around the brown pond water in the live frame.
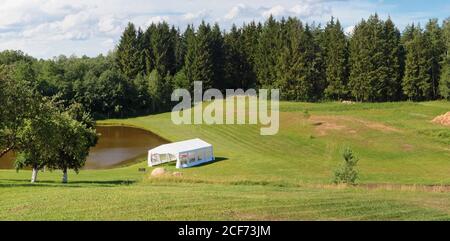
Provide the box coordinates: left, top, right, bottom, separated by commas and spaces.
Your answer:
0, 126, 167, 170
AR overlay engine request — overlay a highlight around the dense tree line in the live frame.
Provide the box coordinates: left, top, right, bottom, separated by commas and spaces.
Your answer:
114, 14, 449, 105
1, 14, 449, 120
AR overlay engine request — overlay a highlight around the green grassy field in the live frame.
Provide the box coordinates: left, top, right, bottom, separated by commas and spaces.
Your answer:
1, 101, 449, 220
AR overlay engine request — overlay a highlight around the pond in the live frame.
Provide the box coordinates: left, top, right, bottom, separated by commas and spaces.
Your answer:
0, 126, 168, 170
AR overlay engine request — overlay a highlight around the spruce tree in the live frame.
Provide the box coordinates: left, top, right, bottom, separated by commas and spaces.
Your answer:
323, 18, 348, 100
349, 15, 401, 101
275, 17, 305, 100
304, 24, 326, 101
143, 24, 156, 74
383, 17, 402, 100
365, 15, 391, 101
256, 15, 281, 89
173, 27, 186, 73
424, 19, 445, 99
439, 18, 450, 99
183, 25, 196, 91
135, 27, 147, 76
116, 22, 139, 80
223, 24, 242, 89
151, 22, 176, 76
349, 19, 371, 101
210, 23, 226, 90
402, 25, 433, 100
184, 23, 214, 90
240, 21, 260, 89
223, 24, 256, 90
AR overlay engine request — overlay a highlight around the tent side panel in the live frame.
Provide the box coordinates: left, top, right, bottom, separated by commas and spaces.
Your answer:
177, 146, 215, 168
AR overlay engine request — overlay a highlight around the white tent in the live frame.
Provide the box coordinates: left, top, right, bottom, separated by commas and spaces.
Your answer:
148, 138, 214, 168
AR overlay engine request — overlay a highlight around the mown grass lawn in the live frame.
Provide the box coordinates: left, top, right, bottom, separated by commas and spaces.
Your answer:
0, 100, 449, 220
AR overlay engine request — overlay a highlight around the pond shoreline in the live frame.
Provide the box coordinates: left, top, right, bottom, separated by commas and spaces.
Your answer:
0, 125, 169, 170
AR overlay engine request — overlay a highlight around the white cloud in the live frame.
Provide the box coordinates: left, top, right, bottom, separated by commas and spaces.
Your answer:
98, 15, 124, 36
224, 4, 246, 20
262, 5, 286, 18
261, 1, 330, 19
0, 0, 445, 59
344, 25, 355, 35
101, 38, 115, 49
147, 16, 170, 25
291, 3, 330, 18
183, 10, 209, 21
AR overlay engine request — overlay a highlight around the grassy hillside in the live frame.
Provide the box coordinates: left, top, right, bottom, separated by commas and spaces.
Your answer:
0, 100, 449, 220
103, 100, 450, 185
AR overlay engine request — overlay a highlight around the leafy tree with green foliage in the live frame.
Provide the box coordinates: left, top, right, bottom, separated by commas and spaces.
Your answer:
11, 60, 37, 85
14, 97, 66, 183
95, 69, 129, 117
0, 66, 37, 159
2, 65, 98, 183
333, 147, 359, 184
0, 50, 35, 65
36, 59, 64, 96
47, 103, 98, 183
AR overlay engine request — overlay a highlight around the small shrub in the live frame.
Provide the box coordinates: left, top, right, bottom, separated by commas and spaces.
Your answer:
333, 147, 359, 184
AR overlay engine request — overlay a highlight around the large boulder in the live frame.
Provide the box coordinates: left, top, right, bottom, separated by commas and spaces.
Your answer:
150, 167, 168, 177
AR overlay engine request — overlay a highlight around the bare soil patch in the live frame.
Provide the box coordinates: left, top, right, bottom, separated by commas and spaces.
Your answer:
309, 115, 401, 136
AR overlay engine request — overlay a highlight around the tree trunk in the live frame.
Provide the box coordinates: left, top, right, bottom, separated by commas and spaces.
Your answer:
62, 168, 68, 184
0, 147, 12, 158
31, 167, 38, 183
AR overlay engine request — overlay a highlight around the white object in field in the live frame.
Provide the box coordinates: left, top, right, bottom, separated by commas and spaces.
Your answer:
148, 138, 214, 168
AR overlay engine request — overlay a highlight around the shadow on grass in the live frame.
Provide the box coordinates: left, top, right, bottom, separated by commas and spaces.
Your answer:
0, 179, 136, 188
190, 157, 228, 168
159, 157, 228, 168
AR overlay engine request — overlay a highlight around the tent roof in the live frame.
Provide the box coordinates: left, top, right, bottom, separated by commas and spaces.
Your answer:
149, 138, 212, 154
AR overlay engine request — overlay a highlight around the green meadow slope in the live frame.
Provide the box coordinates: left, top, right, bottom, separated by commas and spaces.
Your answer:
104, 100, 450, 185
0, 101, 449, 220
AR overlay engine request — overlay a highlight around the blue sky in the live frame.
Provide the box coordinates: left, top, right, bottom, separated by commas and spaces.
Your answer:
0, 0, 448, 59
